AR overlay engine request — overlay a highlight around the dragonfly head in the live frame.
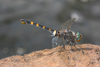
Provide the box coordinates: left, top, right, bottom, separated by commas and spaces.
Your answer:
76, 32, 82, 42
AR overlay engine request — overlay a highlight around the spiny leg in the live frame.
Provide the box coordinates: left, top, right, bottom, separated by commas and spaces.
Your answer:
61, 39, 73, 53
62, 44, 65, 49
60, 38, 65, 51
73, 44, 79, 50
77, 45, 84, 54
74, 43, 85, 61
70, 43, 74, 51
75, 40, 84, 54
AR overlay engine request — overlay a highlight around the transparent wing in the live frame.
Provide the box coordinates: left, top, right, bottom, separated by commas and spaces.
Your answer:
60, 18, 76, 30
52, 37, 59, 48
52, 37, 64, 48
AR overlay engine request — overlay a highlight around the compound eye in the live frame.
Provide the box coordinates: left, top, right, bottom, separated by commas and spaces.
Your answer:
76, 32, 82, 42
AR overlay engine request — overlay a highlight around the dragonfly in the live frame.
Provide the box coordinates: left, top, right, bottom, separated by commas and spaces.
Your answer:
21, 18, 84, 54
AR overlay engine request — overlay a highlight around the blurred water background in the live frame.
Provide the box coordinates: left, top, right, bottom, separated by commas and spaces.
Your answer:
0, 0, 100, 59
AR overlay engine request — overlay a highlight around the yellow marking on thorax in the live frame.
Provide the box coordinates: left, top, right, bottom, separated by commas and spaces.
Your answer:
42, 26, 45, 29
53, 30, 56, 36
31, 22, 34, 25
36, 23, 39, 27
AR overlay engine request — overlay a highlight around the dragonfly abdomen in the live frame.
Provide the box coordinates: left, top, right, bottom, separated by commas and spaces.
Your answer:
21, 19, 58, 36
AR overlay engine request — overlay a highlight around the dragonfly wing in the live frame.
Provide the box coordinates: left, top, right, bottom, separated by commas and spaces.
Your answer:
60, 18, 76, 30
52, 37, 65, 48
52, 37, 59, 48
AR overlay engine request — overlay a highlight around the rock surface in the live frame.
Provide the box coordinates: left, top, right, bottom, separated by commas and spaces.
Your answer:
0, 44, 100, 67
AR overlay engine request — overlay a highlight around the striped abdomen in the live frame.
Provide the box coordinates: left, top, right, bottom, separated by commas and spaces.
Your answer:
20, 19, 58, 36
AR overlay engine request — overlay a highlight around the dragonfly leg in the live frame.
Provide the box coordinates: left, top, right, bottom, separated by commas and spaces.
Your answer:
70, 44, 74, 51
62, 45, 65, 49
75, 40, 84, 54
77, 45, 84, 54
64, 41, 73, 53
62, 38, 66, 49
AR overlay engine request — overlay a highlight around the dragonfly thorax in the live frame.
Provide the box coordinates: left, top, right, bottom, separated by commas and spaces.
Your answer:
55, 30, 75, 42
55, 30, 82, 43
